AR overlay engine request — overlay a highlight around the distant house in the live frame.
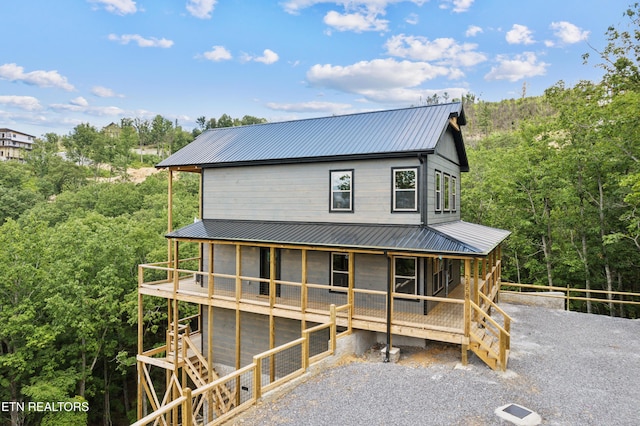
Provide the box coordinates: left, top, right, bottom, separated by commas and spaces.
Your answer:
136, 103, 511, 422
102, 122, 121, 139
0, 128, 35, 162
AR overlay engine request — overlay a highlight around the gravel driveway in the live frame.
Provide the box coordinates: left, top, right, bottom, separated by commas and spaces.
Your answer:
229, 304, 640, 425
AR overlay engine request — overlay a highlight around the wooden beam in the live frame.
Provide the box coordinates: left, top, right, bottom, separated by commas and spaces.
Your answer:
449, 116, 460, 131
167, 170, 173, 282
137, 268, 144, 420
269, 246, 276, 383
301, 249, 307, 332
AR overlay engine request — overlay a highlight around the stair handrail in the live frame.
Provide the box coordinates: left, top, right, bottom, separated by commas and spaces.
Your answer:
181, 333, 210, 375
469, 299, 510, 370
477, 292, 511, 349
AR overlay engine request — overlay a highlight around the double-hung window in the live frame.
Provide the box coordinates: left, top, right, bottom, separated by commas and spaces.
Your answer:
451, 176, 457, 211
331, 253, 349, 288
393, 168, 418, 212
330, 170, 353, 212
435, 170, 442, 212
394, 257, 417, 295
443, 174, 451, 211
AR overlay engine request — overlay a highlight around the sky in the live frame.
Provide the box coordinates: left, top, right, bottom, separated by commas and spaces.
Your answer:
0, 0, 633, 137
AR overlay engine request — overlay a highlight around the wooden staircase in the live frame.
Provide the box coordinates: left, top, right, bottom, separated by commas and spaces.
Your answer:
468, 293, 511, 371
180, 333, 236, 416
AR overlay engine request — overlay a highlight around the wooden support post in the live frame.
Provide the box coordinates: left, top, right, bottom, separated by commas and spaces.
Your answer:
253, 355, 262, 400
167, 169, 173, 282
348, 251, 355, 332
462, 258, 471, 365
183, 388, 193, 426
302, 330, 309, 370
269, 246, 276, 384
137, 265, 144, 420
473, 259, 479, 315
301, 249, 307, 333
207, 243, 214, 422
235, 244, 242, 408
330, 304, 337, 354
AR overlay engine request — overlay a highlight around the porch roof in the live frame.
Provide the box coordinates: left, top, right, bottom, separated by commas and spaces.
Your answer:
166, 219, 509, 256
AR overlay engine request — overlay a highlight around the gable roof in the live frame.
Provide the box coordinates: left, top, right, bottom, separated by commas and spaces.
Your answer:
157, 103, 467, 169
166, 219, 509, 256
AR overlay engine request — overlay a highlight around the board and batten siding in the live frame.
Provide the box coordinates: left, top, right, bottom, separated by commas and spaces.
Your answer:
202, 158, 423, 225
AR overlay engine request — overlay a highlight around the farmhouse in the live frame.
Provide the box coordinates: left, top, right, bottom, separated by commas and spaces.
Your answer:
135, 103, 511, 423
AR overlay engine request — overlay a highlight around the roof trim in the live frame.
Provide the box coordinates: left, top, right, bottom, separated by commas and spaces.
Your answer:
192, 149, 437, 169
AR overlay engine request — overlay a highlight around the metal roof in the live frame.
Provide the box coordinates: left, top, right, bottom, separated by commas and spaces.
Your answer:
158, 103, 467, 169
166, 219, 509, 256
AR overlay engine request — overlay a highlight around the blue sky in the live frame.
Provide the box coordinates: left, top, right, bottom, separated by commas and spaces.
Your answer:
0, 0, 632, 137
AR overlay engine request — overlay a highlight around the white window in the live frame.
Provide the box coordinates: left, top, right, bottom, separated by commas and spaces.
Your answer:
331, 253, 349, 288
330, 170, 353, 212
435, 170, 442, 212
393, 168, 418, 212
451, 176, 457, 211
443, 174, 451, 211
394, 257, 417, 295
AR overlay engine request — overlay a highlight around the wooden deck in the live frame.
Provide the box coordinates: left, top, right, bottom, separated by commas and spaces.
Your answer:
140, 277, 468, 344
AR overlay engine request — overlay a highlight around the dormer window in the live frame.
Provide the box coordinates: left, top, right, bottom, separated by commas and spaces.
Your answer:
393, 168, 418, 212
330, 170, 353, 212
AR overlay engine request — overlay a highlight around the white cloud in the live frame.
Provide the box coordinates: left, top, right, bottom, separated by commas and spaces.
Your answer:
0, 95, 42, 111
306, 58, 457, 104
201, 45, 232, 61
266, 101, 352, 113
439, 0, 474, 13
405, 13, 419, 25
385, 34, 486, 67
89, 0, 137, 15
70, 97, 89, 107
506, 24, 535, 45
50, 98, 125, 116
108, 34, 174, 48
243, 49, 280, 64
0, 63, 75, 91
465, 25, 482, 37
282, 1, 427, 15
485, 52, 548, 82
186, 0, 217, 19
92, 86, 124, 98
324, 10, 389, 32
550, 21, 589, 44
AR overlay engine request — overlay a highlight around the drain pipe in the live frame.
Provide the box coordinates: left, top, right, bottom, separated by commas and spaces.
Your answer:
384, 251, 392, 363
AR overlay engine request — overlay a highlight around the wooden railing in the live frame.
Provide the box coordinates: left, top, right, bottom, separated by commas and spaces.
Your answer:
135, 304, 349, 426
500, 282, 640, 315
139, 262, 468, 334
468, 292, 511, 371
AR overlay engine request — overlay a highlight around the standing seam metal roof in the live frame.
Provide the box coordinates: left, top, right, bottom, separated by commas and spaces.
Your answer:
166, 219, 510, 256
157, 103, 466, 168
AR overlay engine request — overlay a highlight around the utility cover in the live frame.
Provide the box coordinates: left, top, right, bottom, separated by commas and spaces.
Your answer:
495, 403, 541, 425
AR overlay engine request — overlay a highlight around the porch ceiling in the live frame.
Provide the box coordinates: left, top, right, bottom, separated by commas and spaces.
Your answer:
166, 219, 509, 256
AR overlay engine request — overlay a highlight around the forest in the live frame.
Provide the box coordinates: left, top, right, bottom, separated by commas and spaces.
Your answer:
1, 5, 640, 425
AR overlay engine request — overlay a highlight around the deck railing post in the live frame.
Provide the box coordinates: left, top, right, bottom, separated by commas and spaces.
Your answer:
329, 304, 337, 354
302, 330, 309, 370
253, 357, 262, 400
183, 388, 193, 426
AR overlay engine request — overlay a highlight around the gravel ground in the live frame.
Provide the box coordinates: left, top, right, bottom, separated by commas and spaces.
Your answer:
228, 304, 640, 425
